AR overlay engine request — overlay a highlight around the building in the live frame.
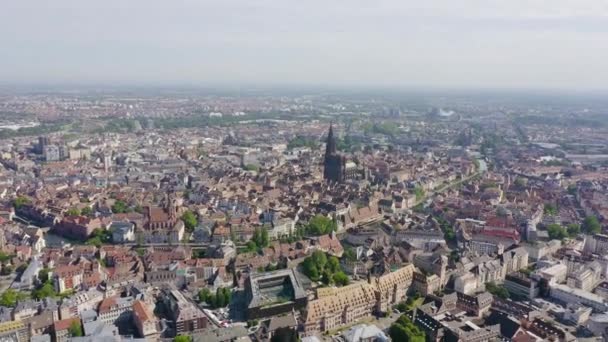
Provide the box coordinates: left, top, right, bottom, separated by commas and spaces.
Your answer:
133, 300, 158, 340
503, 273, 539, 299
53, 317, 80, 342
584, 234, 608, 255
304, 264, 415, 335
161, 289, 208, 335
54, 216, 101, 241
109, 221, 135, 243
342, 324, 388, 342
98, 296, 134, 324
139, 193, 185, 244
0, 320, 29, 342
550, 283, 608, 312
43, 145, 60, 162
246, 269, 307, 319
323, 124, 357, 183
567, 262, 602, 292
304, 282, 377, 335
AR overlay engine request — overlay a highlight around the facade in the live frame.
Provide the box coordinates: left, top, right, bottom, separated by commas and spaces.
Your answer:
43, 144, 60, 162
54, 216, 101, 241
98, 296, 134, 324
161, 289, 208, 335
133, 300, 158, 339
323, 124, 357, 183
139, 193, 185, 244
550, 284, 608, 312
109, 221, 135, 243
504, 273, 539, 299
304, 264, 415, 335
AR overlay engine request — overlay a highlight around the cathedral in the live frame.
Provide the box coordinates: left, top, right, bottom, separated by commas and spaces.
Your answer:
323, 124, 358, 183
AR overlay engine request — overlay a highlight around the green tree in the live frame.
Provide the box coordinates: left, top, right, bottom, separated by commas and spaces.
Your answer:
80, 207, 93, 216
252, 227, 270, 248
544, 204, 558, 216
389, 315, 425, 342
311, 251, 327, 271
181, 210, 198, 232
66, 208, 80, 216
0, 289, 21, 307
327, 256, 340, 273
582, 216, 601, 234
343, 246, 357, 262
198, 288, 211, 303
111, 200, 129, 213
12, 196, 30, 209
32, 282, 56, 300
1, 265, 14, 276
174, 336, 191, 342
567, 224, 581, 238
547, 224, 568, 241
332, 271, 350, 286
0, 251, 10, 264
245, 241, 258, 252
414, 186, 425, 201
486, 282, 510, 299
38, 268, 50, 283
306, 215, 337, 236
302, 258, 319, 281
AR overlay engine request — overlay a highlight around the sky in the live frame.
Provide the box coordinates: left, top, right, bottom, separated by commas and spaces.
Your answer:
1, 0, 607, 91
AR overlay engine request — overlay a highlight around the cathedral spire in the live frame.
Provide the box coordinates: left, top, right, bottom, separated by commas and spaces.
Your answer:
325, 122, 337, 156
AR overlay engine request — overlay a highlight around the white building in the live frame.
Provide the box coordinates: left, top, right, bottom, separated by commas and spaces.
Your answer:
551, 284, 608, 312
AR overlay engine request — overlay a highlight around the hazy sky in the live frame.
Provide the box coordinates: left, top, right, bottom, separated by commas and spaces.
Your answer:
1, 0, 607, 90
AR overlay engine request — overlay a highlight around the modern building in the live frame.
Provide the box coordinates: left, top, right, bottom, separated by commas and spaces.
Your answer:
161, 289, 208, 335
550, 283, 608, 312
245, 268, 307, 319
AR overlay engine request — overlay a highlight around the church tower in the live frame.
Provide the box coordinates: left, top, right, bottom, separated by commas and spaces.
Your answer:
323, 123, 345, 182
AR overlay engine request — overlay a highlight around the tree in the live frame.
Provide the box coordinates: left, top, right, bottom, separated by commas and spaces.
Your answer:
80, 207, 93, 216
32, 282, 56, 300
174, 336, 192, 342
311, 251, 327, 271
544, 204, 558, 216
1, 265, 14, 276
306, 215, 337, 236
0, 289, 23, 307
582, 216, 601, 234
111, 200, 129, 213
332, 271, 350, 286
389, 315, 425, 342
245, 241, 258, 253
414, 186, 425, 201
252, 227, 269, 248
181, 210, 198, 232
547, 224, 568, 241
12, 196, 30, 209
327, 256, 340, 273
38, 268, 50, 283
567, 224, 581, 238
302, 258, 319, 281
486, 282, 510, 299
66, 208, 80, 216
198, 288, 211, 303
0, 252, 10, 264
343, 246, 357, 262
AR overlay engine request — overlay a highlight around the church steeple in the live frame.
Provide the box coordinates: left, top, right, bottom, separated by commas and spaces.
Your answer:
325, 122, 337, 156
